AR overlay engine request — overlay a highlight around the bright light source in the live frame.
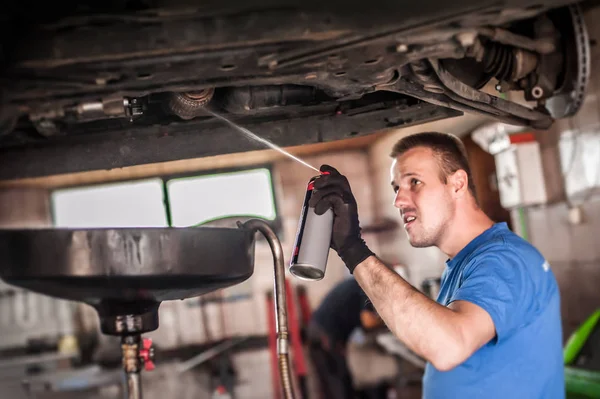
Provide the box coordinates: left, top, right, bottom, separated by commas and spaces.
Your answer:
167, 168, 276, 227
52, 179, 168, 228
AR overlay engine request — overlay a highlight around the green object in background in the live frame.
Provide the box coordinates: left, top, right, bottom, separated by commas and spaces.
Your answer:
564, 309, 600, 398
565, 367, 600, 399
517, 207, 529, 242
565, 310, 600, 364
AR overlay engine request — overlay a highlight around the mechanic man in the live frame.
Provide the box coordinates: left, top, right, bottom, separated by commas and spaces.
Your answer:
307, 277, 386, 399
310, 132, 564, 398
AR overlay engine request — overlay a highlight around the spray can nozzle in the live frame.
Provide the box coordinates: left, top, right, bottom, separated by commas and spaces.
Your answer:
319, 171, 331, 176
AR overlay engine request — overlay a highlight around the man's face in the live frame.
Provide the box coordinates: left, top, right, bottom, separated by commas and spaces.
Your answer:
390, 147, 455, 248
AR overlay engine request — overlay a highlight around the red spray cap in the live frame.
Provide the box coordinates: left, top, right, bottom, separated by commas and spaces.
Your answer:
307, 170, 330, 190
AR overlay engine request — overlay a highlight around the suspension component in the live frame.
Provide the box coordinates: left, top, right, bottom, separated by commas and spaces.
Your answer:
167, 89, 215, 120
481, 42, 539, 82
125, 98, 145, 121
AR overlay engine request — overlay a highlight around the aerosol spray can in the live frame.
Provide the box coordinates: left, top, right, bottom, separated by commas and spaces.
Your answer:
289, 172, 333, 281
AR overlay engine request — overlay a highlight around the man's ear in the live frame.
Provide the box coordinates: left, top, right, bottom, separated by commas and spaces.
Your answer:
449, 170, 469, 197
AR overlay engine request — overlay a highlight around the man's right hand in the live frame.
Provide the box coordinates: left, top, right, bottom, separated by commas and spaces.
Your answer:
309, 164, 374, 273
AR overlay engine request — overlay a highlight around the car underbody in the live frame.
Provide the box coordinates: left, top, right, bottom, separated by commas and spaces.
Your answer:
0, 0, 593, 179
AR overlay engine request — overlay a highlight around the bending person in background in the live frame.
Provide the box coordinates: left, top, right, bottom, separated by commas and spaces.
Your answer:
307, 277, 385, 399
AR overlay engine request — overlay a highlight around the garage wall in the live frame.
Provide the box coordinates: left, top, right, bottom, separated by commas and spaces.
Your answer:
0, 188, 52, 228
508, 5, 600, 340
0, 188, 77, 351
522, 200, 600, 338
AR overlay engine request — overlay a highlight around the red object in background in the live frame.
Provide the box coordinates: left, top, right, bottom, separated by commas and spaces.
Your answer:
140, 338, 155, 371
286, 279, 309, 398
216, 385, 227, 394
267, 282, 311, 399
509, 132, 536, 144
286, 279, 307, 377
266, 292, 282, 399
296, 285, 312, 329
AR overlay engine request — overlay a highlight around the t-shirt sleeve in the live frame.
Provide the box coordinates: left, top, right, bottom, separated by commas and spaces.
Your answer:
450, 249, 534, 342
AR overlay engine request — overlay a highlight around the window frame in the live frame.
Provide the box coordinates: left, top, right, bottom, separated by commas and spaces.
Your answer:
161, 164, 282, 233
49, 176, 169, 228
49, 164, 283, 236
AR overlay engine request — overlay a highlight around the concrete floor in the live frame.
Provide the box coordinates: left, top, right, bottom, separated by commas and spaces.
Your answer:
3, 364, 215, 399
1, 345, 423, 399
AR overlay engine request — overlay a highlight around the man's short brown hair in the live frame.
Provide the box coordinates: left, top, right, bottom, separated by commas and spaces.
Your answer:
390, 132, 477, 201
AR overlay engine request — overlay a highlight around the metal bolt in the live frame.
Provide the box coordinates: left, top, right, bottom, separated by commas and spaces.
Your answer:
424, 85, 444, 94
531, 86, 544, 99
456, 32, 477, 47
396, 44, 409, 53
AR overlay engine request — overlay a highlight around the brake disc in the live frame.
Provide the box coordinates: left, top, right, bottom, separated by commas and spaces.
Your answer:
545, 4, 591, 119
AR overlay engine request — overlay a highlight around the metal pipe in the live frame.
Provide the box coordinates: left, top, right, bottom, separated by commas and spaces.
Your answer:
378, 76, 531, 127
125, 372, 142, 399
477, 27, 556, 54
122, 335, 143, 399
240, 219, 296, 399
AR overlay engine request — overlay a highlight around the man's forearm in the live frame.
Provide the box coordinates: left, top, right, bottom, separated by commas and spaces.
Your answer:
353, 255, 470, 370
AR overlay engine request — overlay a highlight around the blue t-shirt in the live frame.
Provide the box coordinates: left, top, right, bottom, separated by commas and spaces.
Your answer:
423, 222, 564, 399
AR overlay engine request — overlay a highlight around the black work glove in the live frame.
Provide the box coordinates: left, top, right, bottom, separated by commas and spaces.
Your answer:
308, 164, 374, 273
